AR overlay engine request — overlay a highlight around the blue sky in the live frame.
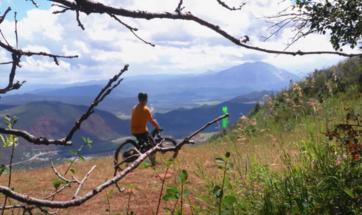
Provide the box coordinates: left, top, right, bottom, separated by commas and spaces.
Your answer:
0, 0, 360, 85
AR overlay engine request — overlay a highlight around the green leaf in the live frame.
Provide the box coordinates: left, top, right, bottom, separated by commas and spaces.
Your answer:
105, 209, 109, 212
222, 195, 236, 205
67, 160, 72, 164
82, 137, 86, 143
5, 115, 10, 122
215, 158, 225, 163
87, 138, 92, 144
344, 188, 354, 198
12, 116, 17, 125
61, 181, 67, 185
163, 207, 171, 211
227, 163, 234, 170
109, 189, 114, 196
69, 149, 76, 155
87, 143, 92, 149
180, 169, 188, 183
183, 189, 189, 198
3, 120, 10, 127
130, 211, 134, 215
225, 152, 230, 158
0, 135, 5, 145
116, 213, 121, 215
213, 185, 222, 199
355, 185, 362, 195
0, 165, 8, 176
166, 161, 171, 168
70, 169, 76, 174
79, 156, 85, 162
78, 145, 84, 152
53, 179, 61, 190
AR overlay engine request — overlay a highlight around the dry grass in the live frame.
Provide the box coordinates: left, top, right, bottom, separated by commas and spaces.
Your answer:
0, 122, 316, 215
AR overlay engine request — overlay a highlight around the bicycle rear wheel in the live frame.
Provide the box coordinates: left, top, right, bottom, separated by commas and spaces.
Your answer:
155, 137, 178, 164
114, 139, 139, 171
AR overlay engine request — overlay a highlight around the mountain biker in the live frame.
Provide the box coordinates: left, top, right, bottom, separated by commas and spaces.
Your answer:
130, 92, 162, 165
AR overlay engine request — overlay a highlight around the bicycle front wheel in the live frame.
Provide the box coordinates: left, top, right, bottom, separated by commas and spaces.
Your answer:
114, 139, 139, 171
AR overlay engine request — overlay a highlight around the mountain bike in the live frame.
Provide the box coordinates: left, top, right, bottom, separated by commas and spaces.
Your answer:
114, 128, 178, 171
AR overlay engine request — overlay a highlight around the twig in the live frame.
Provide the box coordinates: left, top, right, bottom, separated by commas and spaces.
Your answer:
0, 7, 11, 25
64, 64, 128, 142
75, 0, 85, 30
0, 61, 13, 65
14, 12, 19, 50
27, 0, 39, 7
175, 0, 185, 14
126, 193, 131, 215
72, 165, 96, 199
155, 164, 171, 214
0, 30, 10, 47
216, 0, 246, 11
108, 14, 154, 47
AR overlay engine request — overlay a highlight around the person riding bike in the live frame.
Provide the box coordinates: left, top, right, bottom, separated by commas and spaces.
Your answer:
130, 92, 162, 165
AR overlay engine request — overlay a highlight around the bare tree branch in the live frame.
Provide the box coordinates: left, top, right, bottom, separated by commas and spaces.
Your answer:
0, 114, 228, 208
26, 0, 39, 8
47, 0, 362, 57
64, 64, 129, 142
72, 165, 96, 199
175, 0, 185, 14
216, 0, 246, 11
108, 14, 155, 47
14, 12, 19, 50
0, 7, 11, 25
0, 30, 10, 47
0, 61, 13, 65
0, 65, 129, 146
0, 128, 72, 146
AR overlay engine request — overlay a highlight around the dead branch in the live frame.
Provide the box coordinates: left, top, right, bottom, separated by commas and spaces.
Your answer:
0, 114, 228, 208
0, 40, 78, 60
64, 64, 129, 142
216, 0, 246, 11
14, 12, 19, 50
26, 0, 39, 7
108, 14, 155, 47
72, 165, 96, 199
75, 0, 85, 30
0, 61, 13, 65
175, 0, 185, 14
0, 30, 10, 47
47, 0, 360, 57
0, 7, 11, 25
0, 65, 128, 146
0, 128, 72, 146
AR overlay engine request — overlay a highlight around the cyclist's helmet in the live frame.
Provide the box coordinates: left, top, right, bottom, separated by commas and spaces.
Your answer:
138, 92, 148, 101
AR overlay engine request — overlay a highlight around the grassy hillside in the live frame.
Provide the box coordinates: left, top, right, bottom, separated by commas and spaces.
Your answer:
0, 101, 130, 164
1, 57, 362, 214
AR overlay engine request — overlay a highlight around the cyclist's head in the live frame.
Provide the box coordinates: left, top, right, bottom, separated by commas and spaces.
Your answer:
138, 92, 148, 104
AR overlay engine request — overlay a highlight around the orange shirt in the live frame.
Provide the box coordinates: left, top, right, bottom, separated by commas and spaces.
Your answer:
130, 104, 153, 134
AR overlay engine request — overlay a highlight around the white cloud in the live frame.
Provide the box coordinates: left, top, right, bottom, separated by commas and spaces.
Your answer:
0, 0, 359, 85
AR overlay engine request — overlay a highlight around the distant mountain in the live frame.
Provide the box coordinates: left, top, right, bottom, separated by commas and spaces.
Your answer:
0, 94, 137, 114
7, 61, 298, 102
0, 101, 130, 163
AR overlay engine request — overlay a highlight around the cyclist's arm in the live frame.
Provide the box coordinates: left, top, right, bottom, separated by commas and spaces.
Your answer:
149, 118, 162, 130
146, 108, 162, 130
